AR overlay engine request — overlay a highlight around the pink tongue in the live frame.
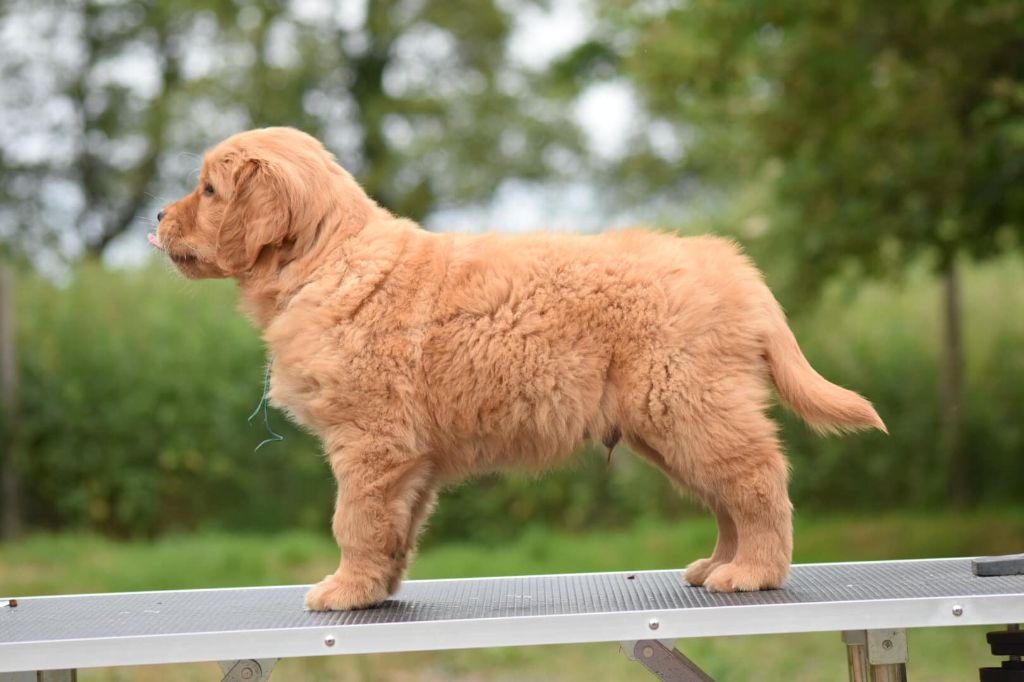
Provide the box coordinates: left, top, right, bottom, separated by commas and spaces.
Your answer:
147, 232, 164, 250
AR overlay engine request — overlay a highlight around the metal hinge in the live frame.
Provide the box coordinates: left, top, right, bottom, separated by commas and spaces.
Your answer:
622, 639, 715, 682
218, 659, 278, 682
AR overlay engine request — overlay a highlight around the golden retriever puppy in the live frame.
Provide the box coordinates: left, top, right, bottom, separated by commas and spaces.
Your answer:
152, 127, 885, 611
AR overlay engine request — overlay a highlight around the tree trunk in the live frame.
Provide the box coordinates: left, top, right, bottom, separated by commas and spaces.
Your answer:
940, 256, 968, 507
0, 264, 22, 538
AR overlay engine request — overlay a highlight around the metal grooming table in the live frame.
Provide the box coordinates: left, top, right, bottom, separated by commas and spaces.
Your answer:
3, 558, 1023, 681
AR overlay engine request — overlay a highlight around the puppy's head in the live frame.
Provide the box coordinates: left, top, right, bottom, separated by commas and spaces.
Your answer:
153, 127, 370, 279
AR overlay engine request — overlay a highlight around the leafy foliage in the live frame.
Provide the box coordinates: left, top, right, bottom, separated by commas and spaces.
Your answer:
613, 0, 1024, 290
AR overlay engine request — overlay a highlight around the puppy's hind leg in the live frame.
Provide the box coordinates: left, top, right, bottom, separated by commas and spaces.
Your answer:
683, 495, 738, 586
627, 437, 738, 587
637, 425, 792, 592
627, 357, 793, 592
699, 432, 792, 592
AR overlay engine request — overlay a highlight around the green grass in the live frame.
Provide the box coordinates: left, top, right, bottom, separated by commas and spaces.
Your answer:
2, 510, 1022, 680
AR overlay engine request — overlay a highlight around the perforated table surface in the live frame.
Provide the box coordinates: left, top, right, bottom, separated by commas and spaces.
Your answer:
2, 558, 1023, 672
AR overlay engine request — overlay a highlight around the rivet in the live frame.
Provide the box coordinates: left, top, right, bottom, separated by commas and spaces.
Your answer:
952, 605, 963, 617
643, 645, 654, 658
649, 618, 660, 631
324, 634, 336, 647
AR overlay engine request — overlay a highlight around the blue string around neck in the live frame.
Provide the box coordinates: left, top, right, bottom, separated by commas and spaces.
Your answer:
249, 360, 284, 451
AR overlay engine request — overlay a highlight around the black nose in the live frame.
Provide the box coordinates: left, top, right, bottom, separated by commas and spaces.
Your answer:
157, 210, 165, 222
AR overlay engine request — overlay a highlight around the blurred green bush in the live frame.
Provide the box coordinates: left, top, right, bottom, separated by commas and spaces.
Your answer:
11, 256, 1024, 541
16, 265, 330, 536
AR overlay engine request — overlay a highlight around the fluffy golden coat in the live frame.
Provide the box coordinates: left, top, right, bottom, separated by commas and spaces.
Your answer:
154, 127, 885, 610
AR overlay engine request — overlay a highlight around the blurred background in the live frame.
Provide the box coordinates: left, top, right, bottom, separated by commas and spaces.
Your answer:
1, 0, 1022, 680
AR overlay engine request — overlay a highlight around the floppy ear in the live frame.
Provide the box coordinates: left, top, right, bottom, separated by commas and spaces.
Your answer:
216, 157, 291, 275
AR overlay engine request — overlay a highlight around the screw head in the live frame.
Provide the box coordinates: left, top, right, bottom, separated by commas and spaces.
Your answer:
240, 667, 254, 680
324, 634, 337, 647
643, 645, 654, 658
952, 605, 963, 617
882, 639, 893, 649
649, 618, 660, 631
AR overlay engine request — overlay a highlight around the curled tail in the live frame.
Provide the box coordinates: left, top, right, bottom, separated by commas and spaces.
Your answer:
765, 304, 887, 435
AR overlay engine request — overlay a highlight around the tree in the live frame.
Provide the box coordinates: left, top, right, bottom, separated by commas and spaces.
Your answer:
0, 264, 19, 539
0, 0, 193, 260
0, 0, 584, 264
607, 0, 1024, 505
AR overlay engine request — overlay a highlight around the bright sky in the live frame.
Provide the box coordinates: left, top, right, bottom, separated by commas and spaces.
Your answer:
424, 0, 638, 236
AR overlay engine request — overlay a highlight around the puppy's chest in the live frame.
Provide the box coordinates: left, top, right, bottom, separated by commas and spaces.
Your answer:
266, 322, 421, 432
265, 363, 320, 430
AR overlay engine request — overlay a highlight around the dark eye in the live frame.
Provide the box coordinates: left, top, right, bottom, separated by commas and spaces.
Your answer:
203, 183, 214, 197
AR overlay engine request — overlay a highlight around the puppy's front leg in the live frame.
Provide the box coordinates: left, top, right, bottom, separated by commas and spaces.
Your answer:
305, 438, 432, 611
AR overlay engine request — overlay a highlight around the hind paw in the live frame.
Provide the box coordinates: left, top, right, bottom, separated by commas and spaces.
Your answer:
684, 558, 723, 586
702, 562, 788, 593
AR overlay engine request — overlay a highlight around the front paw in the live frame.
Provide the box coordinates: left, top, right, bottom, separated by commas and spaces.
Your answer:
304, 572, 390, 611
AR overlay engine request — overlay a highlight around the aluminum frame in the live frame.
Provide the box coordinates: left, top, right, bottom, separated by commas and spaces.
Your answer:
3, 557, 1023, 673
